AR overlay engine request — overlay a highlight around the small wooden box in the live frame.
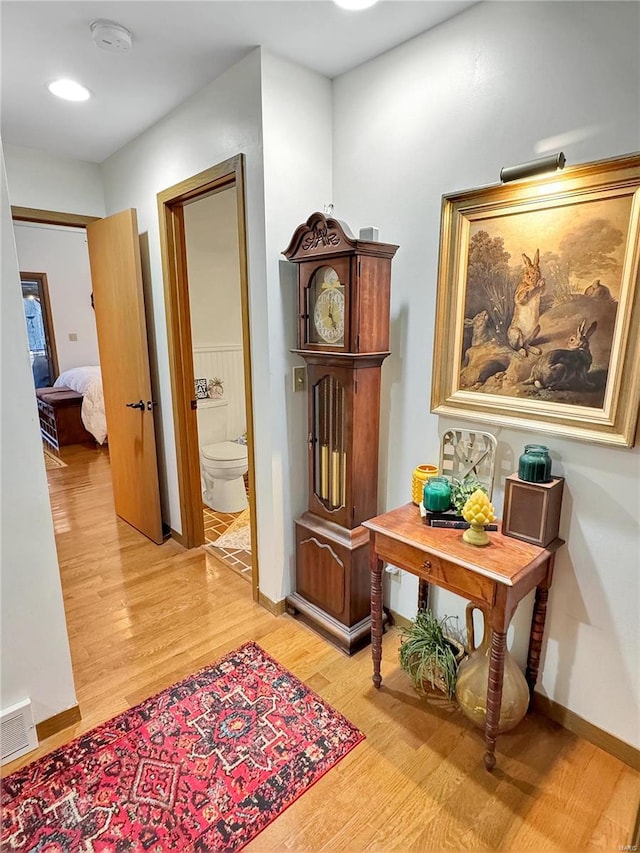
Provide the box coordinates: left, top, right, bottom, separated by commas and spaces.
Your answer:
502, 474, 564, 547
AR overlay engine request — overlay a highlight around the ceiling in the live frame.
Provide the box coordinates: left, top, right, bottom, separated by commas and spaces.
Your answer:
1, 0, 477, 163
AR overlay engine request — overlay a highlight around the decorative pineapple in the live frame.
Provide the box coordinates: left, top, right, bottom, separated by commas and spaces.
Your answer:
461, 489, 496, 546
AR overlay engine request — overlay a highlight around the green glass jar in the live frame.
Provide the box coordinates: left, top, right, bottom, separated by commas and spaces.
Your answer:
518, 444, 552, 483
423, 476, 452, 512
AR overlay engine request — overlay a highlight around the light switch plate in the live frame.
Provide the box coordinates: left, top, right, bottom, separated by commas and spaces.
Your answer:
292, 365, 306, 392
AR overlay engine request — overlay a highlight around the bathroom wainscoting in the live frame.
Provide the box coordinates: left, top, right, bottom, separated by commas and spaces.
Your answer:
193, 344, 245, 440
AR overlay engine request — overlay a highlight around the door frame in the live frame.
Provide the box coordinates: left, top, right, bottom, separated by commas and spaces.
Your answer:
157, 154, 259, 602
21, 271, 60, 383
12, 207, 99, 228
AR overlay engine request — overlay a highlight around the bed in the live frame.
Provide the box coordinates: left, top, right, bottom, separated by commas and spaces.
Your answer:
54, 366, 107, 445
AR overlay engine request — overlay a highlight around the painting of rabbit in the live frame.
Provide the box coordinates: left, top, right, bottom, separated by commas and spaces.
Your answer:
525, 320, 597, 391
457, 192, 632, 409
431, 154, 640, 445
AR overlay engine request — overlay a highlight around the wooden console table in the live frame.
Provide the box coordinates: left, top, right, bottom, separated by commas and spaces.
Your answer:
363, 503, 564, 771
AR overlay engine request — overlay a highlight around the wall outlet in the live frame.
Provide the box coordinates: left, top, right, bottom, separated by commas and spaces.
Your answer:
68, 333, 78, 341
292, 365, 306, 392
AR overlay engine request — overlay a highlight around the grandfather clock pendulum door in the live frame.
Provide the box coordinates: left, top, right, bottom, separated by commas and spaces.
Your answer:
283, 212, 398, 654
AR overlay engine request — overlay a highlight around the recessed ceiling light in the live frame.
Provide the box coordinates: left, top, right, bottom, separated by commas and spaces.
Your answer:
334, 0, 380, 9
47, 79, 92, 102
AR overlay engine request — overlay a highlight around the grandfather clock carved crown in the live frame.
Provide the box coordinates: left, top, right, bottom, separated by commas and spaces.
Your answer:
283, 212, 398, 654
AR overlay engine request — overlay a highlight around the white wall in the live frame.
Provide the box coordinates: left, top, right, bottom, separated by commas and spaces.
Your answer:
13, 222, 100, 372
184, 189, 242, 348
260, 50, 333, 598
0, 147, 77, 734
3, 144, 105, 216
333, 0, 640, 747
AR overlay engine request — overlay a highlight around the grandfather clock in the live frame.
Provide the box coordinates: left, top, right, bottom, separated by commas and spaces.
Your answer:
283, 212, 398, 654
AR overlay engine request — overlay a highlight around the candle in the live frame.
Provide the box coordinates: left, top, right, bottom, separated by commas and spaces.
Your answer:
423, 477, 452, 512
518, 444, 552, 483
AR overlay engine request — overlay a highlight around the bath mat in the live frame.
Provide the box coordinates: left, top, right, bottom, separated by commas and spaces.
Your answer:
211, 507, 251, 553
1, 642, 364, 852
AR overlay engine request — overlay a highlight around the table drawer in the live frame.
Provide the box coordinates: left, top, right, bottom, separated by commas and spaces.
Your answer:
376, 537, 495, 607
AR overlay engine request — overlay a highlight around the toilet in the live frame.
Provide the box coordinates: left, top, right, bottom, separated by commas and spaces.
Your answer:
197, 399, 248, 513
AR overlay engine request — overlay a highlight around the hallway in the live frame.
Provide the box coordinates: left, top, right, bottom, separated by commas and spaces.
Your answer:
2, 444, 637, 850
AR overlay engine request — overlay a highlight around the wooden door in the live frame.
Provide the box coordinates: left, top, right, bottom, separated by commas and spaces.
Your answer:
86, 210, 163, 544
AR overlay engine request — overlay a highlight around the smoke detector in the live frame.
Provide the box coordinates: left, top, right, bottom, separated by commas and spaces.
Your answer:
90, 20, 132, 53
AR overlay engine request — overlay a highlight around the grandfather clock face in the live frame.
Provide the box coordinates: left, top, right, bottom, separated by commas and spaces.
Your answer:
308, 266, 345, 347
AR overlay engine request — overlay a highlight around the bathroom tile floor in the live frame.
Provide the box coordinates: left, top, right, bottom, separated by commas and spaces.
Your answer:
203, 505, 252, 583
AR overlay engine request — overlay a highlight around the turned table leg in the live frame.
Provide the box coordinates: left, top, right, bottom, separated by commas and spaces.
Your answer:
526, 584, 550, 696
371, 551, 383, 689
484, 628, 507, 772
418, 579, 430, 612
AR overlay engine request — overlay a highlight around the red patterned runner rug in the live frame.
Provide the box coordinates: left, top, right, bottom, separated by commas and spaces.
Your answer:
2, 642, 364, 851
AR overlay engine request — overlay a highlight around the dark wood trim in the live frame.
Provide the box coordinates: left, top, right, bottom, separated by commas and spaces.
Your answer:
531, 692, 639, 770
35, 704, 81, 741
11, 207, 100, 227
157, 155, 259, 602
291, 349, 390, 369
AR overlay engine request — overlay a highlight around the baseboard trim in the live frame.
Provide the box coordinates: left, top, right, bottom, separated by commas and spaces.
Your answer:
36, 705, 81, 741
531, 693, 639, 770
258, 592, 286, 616
388, 609, 412, 631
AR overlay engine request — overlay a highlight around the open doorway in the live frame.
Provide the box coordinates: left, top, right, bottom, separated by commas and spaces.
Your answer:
157, 154, 259, 600
11, 208, 164, 545
12, 212, 105, 470
182, 188, 252, 583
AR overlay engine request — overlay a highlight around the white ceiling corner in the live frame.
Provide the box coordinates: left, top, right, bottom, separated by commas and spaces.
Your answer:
1, 0, 478, 163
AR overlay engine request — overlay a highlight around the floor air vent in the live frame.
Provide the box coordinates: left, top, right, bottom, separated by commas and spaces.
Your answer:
1, 698, 38, 764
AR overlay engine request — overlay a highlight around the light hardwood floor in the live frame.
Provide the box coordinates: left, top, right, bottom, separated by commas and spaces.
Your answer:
4, 444, 638, 850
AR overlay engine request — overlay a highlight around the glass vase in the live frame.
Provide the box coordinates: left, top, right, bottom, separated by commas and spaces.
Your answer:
455, 604, 530, 734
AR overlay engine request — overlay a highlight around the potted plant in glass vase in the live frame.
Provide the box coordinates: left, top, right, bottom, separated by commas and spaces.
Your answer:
398, 609, 464, 699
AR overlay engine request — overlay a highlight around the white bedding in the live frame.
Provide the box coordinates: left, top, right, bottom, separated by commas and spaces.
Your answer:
54, 366, 107, 445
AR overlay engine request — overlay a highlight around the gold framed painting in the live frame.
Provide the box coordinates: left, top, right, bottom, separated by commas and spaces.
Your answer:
431, 154, 640, 447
